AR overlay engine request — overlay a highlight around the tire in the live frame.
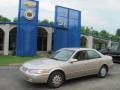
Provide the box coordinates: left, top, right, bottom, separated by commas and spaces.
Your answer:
97, 65, 108, 78
47, 71, 64, 88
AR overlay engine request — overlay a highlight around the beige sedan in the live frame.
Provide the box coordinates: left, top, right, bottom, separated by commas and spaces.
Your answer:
20, 48, 113, 88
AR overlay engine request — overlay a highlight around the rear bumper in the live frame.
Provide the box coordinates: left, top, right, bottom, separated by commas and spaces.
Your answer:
111, 56, 120, 63
113, 59, 120, 63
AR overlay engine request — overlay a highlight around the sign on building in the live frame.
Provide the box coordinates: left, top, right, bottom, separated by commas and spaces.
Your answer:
16, 0, 39, 56
53, 6, 81, 51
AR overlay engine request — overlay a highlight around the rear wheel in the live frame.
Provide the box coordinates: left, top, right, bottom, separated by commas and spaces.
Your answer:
47, 71, 64, 88
98, 65, 108, 78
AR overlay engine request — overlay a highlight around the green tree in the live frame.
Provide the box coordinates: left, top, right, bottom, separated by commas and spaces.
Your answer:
92, 30, 99, 37
39, 19, 49, 26
81, 26, 86, 34
13, 17, 18, 22
99, 30, 109, 39
111, 35, 120, 42
39, 19, 54, 26
85, 27, 90, 35
81, 26, 120, 42
0, 15, 11, 22
116, 28, 120, 36
49, 21, 54, 26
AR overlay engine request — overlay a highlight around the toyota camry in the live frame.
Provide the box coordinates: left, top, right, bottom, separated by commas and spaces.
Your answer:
20, 48, 113, 88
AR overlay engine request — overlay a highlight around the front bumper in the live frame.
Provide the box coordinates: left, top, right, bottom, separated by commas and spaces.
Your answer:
20, 67, 50, 83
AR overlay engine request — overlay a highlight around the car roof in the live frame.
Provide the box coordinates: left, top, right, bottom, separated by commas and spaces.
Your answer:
61, 48, 95, 51
60, 48, 104, 57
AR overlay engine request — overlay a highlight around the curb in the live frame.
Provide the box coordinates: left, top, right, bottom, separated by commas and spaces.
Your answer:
8, 63, 22, 66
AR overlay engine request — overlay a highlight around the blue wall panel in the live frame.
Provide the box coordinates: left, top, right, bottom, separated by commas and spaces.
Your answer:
53, 6, 81, 51
16, 0, 39, 56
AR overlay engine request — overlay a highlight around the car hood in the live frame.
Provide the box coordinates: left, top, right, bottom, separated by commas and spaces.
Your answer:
23, 58, 64, 69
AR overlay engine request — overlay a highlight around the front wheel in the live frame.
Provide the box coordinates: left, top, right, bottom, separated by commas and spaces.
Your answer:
98, 65, 108, 78
47, 71, 64, 88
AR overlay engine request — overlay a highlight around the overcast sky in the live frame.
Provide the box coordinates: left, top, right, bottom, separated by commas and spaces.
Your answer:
0, 0, 120, 34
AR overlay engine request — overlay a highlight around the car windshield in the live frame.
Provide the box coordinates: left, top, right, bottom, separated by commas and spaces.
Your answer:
49, 49, 75, 61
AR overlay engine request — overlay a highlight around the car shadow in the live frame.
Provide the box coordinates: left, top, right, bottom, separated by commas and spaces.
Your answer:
19, 74, 113, 89
20, 80, 50, 89
63, 75, 97, 85
20, 75, 97, 89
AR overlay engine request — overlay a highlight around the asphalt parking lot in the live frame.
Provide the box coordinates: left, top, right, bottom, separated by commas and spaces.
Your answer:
0, 64, 120, 90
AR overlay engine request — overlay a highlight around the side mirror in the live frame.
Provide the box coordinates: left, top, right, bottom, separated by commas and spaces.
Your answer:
69, 59, 78, 63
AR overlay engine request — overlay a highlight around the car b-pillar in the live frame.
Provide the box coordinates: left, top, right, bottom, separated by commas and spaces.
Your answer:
16, 0, 39, 56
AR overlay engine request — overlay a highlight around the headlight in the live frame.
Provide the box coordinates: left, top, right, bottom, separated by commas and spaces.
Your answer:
28, 69, 49, 74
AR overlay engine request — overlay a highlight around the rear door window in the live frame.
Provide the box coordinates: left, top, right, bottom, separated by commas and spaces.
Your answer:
87, 50, 101, 59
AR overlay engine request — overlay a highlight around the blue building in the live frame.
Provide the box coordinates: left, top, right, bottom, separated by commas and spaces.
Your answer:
0, 22, 53, 55
0, 22, 113, 56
